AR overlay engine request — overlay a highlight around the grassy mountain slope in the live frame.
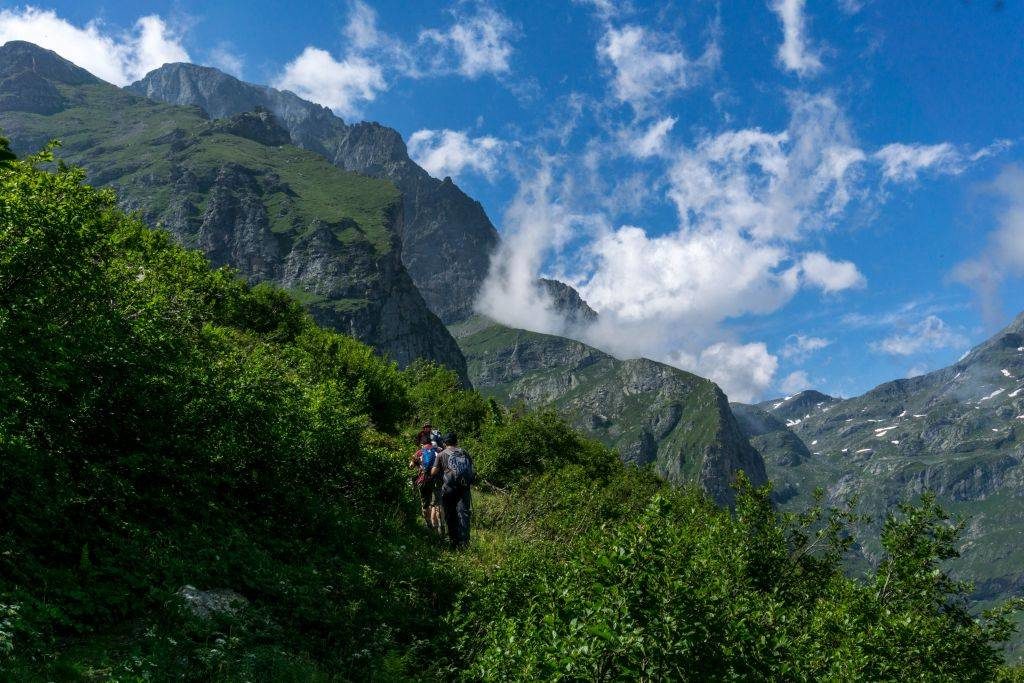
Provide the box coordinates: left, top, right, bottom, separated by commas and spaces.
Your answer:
451, 316, 767, 506
129, 61, 500, 323
0, 40, 468, 381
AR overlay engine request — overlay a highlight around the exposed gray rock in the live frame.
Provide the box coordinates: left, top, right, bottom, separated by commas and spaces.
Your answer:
176, 585, 248, 619
538, 278, 598, 328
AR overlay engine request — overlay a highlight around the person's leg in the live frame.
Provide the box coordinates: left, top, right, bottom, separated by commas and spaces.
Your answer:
455, 487, 472, 548
442, 489, 459, 548
418, 485, 432, 527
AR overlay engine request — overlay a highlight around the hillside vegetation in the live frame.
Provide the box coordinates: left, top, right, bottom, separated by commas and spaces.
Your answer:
1, 146, 1021, 680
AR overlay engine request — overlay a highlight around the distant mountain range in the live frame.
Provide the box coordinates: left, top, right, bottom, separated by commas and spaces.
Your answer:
734, 311, 1024, 655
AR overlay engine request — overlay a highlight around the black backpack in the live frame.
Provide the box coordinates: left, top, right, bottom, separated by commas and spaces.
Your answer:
443, 448, 475, 488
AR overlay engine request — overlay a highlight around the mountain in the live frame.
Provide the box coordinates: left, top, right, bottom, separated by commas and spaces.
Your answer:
539, 277, 599, 328
451, 316, 767, 506
735, 311, 1024, 652
128, 62, 499, 324
0, 41, 468, 381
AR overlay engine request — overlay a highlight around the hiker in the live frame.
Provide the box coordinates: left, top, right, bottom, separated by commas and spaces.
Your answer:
415, 422, 433, 447
409, 437, 441, 532
432, 432, 474, 550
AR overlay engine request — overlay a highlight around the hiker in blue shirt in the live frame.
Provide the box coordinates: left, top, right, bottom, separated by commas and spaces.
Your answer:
431, 432, 475, 550
409, 437, 441, 532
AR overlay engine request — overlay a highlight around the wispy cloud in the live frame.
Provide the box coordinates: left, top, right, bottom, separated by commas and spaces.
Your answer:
275, 1, 518, 118
597, 23, 718, 115
869, 315, 969, 356
769, 0, 823, 77
952, 164, 1024, 325
780, 334, 833, 361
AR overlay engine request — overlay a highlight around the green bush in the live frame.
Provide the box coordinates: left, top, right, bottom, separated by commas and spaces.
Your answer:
0, 147, 438, 678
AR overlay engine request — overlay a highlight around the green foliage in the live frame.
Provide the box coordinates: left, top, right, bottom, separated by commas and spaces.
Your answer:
452, 475, 1018, 681
0, 134, 14, 165
403, 359, 488, 439
469, 410, 614, 489
0, 152, 434, 678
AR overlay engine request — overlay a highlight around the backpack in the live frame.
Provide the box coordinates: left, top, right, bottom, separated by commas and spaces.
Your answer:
420, 447, 437, 474
416, 447, 436, 486
443, 447, 475, 488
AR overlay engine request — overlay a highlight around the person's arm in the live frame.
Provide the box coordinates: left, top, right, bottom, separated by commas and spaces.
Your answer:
409, 450, 421, 469
430, 452, 443, 478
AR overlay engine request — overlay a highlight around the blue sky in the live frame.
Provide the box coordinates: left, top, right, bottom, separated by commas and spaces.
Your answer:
1, 0, 1022, 401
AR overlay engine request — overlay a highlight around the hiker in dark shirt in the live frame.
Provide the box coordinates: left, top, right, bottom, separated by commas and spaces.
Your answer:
431, 432, 475, 550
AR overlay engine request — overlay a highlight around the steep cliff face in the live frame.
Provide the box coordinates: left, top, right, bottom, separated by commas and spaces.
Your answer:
733, 311, 1024, 655
451, 316, 767, 506
0, 42, 468, 381
129, 63, 500, 323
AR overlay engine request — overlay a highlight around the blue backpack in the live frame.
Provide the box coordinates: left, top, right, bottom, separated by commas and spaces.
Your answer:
420, 447, 436, 476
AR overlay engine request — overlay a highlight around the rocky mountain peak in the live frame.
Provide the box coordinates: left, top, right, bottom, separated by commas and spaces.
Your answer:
539, 278, 598, 327
0, 41, 99, 115
0, 41, 99, 85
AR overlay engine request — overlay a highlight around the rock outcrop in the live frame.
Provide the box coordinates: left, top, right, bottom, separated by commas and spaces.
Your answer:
129, 63, 500, 323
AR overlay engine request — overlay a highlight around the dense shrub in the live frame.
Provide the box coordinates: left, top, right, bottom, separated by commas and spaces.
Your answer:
0, 147, 438, 678
403, 359, 489, 440
452, 478, 1019, 681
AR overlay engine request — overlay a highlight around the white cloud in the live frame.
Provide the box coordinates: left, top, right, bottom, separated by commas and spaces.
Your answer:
419, 4, 516, 78
274, 47, 385, 119
770, 0, 823, 76
780, 369, 812, 395
408, 129, 506, 181
597, 24, 717, 113
875, 140, 1012, 183
477, 94, 875, 401
0, 6, 189, 85
207, 44, 243, 78
870, 315, 969, 356
573, 0, 623, 20
667, 93, 866, 242
475, 162, 608, 337
681, 342, 779, 404
272, 2, 517, 118
952, 165, 1024, 325
799, 252, 866, 292
624, 116, 676, 159
780, 334, 832, 360
905, 364, 929, 379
